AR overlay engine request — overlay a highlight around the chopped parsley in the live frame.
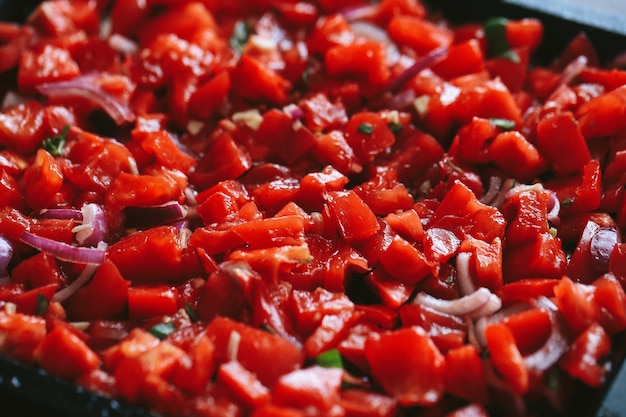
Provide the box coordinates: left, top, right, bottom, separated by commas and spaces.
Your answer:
315, 348, 343, 369
488, 118, 516, 131
484, 17, 520, 63
561, 197, 574, 208
184, 301, 197, 322
42, 125, 70, 156
35, 293, 50, 316
388, 121, 403, 134
229, 20, 252, 52
357, 122, 374, 135
446, 158, 464, 174
148, 322, 176, 340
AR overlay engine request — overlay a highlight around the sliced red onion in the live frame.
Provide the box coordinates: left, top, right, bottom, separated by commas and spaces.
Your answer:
480, 176, 502, 205
456, 252, 477, 296
468, 292, 502, 319
20, 232, 107, 264
490, 178, 516, 207
73, 203, 108, 247
124, 201, 187, 229
108, 33, 139, 55
0, 235, 13, 274
37, 74, 135, 125
340, 4, 378, 21
546, 191, 561, 225
386, 46, 449, 94
554, 55, 588, 89
523, 297, 570, 372
38, 208, 83, 221
2, 91, 29, 109
590, 226, 621, 271
52, 260, 100, 303
282, 103, 304, 119
349, 21, 400, 66
414, 287, 495, 317
387, 88, 416, 110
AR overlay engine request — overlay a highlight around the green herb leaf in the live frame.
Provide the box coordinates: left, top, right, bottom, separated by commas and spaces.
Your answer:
35, 293, 50, 316
184, 301, 197, 322
488, 118, 516, 131
357, 122, 374, 135
230, 20, 252, 52
388, 122, 403, 135
561, 197, 574, 208
42, 125, 70, 156
446, 158, 464, 174
148, 322, 176, 340
315, 348, 343, 369
483, 17, 520, 63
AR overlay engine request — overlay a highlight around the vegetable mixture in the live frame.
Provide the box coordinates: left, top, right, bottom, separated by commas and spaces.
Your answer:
0, 1, 625, 416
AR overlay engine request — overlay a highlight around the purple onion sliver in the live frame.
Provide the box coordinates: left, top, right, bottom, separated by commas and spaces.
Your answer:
76, 203, 108, 247
386, 46, 449, 94
340, 4, 377, 21
38, 208, 84, 221
0, 235, 13, 273
124, 201, 187, 229
555, 55, 588, 89
20, 232, 106, 264
590, 226, 621, 271
37, 76, 135, 125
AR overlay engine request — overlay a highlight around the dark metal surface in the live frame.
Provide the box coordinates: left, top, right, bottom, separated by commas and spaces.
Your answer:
0, 355, 159, 417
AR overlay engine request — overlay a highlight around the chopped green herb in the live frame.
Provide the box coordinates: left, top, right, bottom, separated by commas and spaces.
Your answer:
357, 122, 374, 135
561, 197, 574, 208
488, 118, 516, 131
483, 17, 520, 63
259, 324, 276, 334
388, 121, 403, 134
315, 348, 343, 369
148, 322, 176, 340
549, 227, 558, 237
42, 125, 70, 156
230, 20, 252, 52
35, 293, 50, 316
184, 301, 197, 322
446, 159, 464, 174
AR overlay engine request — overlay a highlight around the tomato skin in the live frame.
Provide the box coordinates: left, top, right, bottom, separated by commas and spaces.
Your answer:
35, 324, 101, 381
485, 322, 529, 394
577, 85, 626, 139
127, 285, 179, 320
325, 40, 390, 87
11, 252, 66, 289
0, 311, 47, 363
18, 44, 81, 91
272, 366, 343, 413
365, 326, 445, 406
231, 54, 291, 105
536, 112, 591, 176
106, 172, 184, 209
107, 226, 184, 284
344, 112, 395, 163
488, 130, 547, 182
64, 259, 130, 321
22, 149, 64, 210
324, 190, 380, 242
387, 15, 453, 55
205, 316, 305, 388
559, 323, 611, 387
217, 360, 270, 408
444, 345, 488, 404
